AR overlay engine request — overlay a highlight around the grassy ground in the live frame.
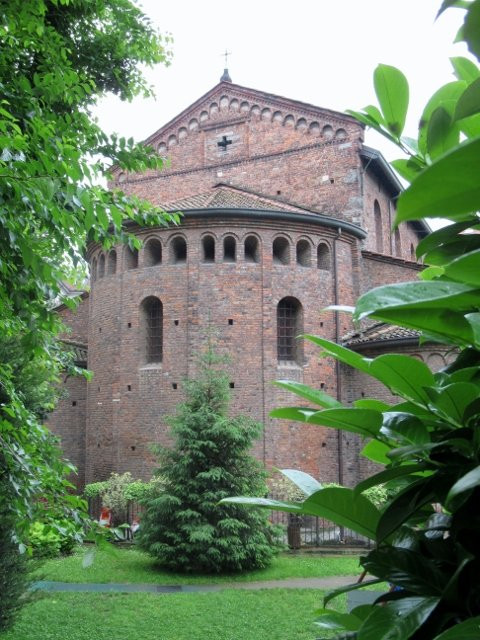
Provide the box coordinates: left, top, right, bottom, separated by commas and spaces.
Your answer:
3, 589, 345, 640
34, 546, 362, 584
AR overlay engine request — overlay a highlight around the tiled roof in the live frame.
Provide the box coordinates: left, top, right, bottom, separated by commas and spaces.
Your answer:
342, 322, 420, 347
163, 184, 309, 214
62, 340, 88, 367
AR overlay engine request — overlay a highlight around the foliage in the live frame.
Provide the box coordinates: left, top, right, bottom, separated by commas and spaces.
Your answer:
138, 345, 280, 573
28, 518, 81, 558
223, 3, 480, 638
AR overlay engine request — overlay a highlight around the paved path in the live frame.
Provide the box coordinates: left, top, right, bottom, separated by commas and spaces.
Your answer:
32, 575, 358, 594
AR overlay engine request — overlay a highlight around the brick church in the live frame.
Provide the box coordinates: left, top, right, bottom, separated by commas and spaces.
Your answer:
49, 71, 452, 490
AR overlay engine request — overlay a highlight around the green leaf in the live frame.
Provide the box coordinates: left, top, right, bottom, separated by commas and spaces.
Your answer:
428, 382, 479, 423
369, 355, 435, 405
376, 479, 436, 541
396, 137, 480, 223
455, 77, 480, 120
391, 157, 425, 182
219, 496, 303, 514
361, 440, 392, 465
374, 64, 409, 136
357, 597, 439, 640
315, 609, 363, 632
279, 469, 322, 496
302, 487, 381, 539
444, 248, 480, 285
416, 219, 477, 257
450, 56, 480, 82
273, 380, 342, 408
324, 579, 384, 607
381, 412, 430, 444
438, 1, 471, 18
354, 464, 428, 496
354, 398, 391, 411
433, 617, 480, 639
418, 81, 467, 155
464, 0, 480, 61
307, 408, 383, 437
302, 334, 372, 374
427, 107, 460, 158
355, 281, 480, 321
446, 464, 480, 506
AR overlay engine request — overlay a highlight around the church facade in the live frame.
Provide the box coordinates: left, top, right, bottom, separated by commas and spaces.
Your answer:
49, 75, 449, 490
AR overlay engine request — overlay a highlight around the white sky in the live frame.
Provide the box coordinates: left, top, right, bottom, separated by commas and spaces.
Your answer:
94, 1, 470, 228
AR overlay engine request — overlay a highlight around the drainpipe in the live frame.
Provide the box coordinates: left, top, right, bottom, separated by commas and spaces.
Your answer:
333, 228, 344, 487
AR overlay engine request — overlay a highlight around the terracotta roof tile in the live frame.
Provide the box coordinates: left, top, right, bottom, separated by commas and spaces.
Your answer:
342, 322, 420, 347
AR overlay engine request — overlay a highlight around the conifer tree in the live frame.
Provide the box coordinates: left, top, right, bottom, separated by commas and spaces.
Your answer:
138, 345, 278, 573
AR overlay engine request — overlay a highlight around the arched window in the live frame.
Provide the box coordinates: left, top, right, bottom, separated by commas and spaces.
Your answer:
244, 235, 260, 263
277, 297, 303, 364
394, 229, 402, 257
374, 200, 383, 253
107, 250, 117, 275
317, 243, 331, 270
273, 237, 290, 265
125, 246, 139, 270
170, 236, 187, 264
142, 297, 163, 363
98, 254, 105, 278
202, 235, 215, 263
91, 258, 97, 282
410, 243, 416, 260
144, 239, 162, 267
223, 236, 236, 262
296, 240, 311, 267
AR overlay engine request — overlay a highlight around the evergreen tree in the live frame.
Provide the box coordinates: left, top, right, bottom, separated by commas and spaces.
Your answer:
138, 346, 279, 573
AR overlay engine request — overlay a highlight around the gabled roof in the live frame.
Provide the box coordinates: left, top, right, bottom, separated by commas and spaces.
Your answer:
342, 322, 420, 350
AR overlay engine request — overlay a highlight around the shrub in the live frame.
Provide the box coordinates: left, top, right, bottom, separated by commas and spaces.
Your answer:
138, 344, 280, 573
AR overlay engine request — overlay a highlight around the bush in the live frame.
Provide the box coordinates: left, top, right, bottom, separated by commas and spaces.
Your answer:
27, 518, 81, 558
138, 344, 280, 573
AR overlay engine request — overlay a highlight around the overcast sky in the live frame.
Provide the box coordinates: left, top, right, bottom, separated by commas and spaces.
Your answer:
94, 0, 469, 164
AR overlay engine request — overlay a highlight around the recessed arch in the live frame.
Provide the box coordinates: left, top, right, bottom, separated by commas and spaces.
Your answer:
309, 121, 320, 136
317, 243, 331, 270
244, 235, 260, 263
91, 257, 97, 282
273, 237, 290, 265
283, 114, 295, 127
261, 108, 272, 121
322, 124, 334, 139
178, 127, 187, 140
296, 240, 311, 267
394, 228, 402, 257
107, 250, 117, 275
144, 238, 162, 267
167, 134, 177, 147
335, 128, 347, 140
98, 253, 105, 278
277, 297, 303, 364
374, 199, 383, 253
170, 236, 187, 264
273, 110, 283, 123
125, 246, 139, 270
202, 235, 215, 263
141, 296, 163, 364
188, 118, 199, 131
223, 236, 236, 262
296, 118, 307, 131
199, 110, 208, 122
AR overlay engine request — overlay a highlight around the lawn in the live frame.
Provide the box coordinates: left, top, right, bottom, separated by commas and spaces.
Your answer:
3, 589, 345, 640
35, 546, 361, 584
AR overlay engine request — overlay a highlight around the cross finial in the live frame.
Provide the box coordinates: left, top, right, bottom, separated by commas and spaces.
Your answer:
220, 50, 232, 83
222, 50, 231, 67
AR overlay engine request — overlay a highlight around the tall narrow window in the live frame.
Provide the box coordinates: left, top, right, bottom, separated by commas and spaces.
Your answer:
394, 229, 402, 257
374, 200, 383, 253
91, 258, 97, 282
144, 239, 162, 267
244, 235, 260, 263
317, 243, 331, 270
98, 254, 105, 278
277, 297, 303, 363
273, 237, 290, 265
296, 240, 311, 267
107, 250, 117, 275
142, 297, 163, 363
170, 236, 187, 264
125, 246, 139, 270
223, 236, 236, 262
410, 243, 415, 260
202, 235, 215, 263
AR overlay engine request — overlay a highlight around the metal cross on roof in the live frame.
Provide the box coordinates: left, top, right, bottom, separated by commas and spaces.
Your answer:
222, 50, 232, 67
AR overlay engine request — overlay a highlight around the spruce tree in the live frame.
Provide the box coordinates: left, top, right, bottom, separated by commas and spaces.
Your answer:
138, 346, 278, 573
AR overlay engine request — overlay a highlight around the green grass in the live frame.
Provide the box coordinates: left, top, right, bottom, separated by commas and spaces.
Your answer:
34, 547, 361, 584
3, 590, 346, 640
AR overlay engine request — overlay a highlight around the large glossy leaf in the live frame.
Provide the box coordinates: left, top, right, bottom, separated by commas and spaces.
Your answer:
302, 334, 372, 374
433, 617, 480, 639
446, 464, 480, 506
324, 579, 384, 607
424, 234, 480, 266
346, 108, 399, 146
279, 469, 322, 496
315, 609, 363, 632
427, 107, 460, 158
391, 157, 424, 182
464, 0, 480, 61
273, 380, 342, 408
374, 64, 409, 136
369, 355, 435, 405
450, 56, 480, 82
307, 408, 383, 437
302, 487, 380, 539
381, 412, 430, 444
416, 220, 477, 257
355, 281, 480, 320
376, 479, 436, 541
361, 440, 392, 465
358, 597, 439, 640
396, 137, 480, 223
444, 248, 480, 285
354, 398, 391, 411
455, 77, 480, 120
418, 81, 467, 155
219, 496, 303, 514
354, 464, 428, 496
428, 382, 480, 423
